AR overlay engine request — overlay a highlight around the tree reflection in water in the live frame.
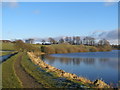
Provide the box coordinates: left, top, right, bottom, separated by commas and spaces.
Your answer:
42, 55, 95, 65
41, 54, 118, 69
40, 51, 118, 86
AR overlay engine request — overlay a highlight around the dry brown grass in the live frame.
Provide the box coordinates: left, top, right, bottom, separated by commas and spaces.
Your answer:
41, 44, 104, 54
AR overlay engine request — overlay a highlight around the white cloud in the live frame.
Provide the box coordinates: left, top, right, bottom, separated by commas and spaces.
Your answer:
104, 0, 118, 6
91, 29, 119, 44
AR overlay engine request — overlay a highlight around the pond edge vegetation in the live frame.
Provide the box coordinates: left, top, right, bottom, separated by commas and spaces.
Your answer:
28, 52, 111, 88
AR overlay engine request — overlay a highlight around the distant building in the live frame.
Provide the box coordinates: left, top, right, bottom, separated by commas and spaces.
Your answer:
34, 41, 51, 45
25, 39, 34, 44
34, 41, 42, 44
42, 42, 51, 45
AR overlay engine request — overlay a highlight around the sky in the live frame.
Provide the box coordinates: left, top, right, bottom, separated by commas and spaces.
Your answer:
1, 2, 118, 44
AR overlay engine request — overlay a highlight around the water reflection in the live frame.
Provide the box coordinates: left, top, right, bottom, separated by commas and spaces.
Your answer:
0, 54, 11, 63
42, 55, 118, 69
41, 50, 119, 85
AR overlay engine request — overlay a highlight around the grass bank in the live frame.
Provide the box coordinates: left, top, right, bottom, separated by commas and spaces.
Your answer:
1, 52, 12, 56
21, 52, 89, 88
28, 52, 110, 88
0, 51, 17, 56
40, 44, 112, 54
2, 53, 22, 88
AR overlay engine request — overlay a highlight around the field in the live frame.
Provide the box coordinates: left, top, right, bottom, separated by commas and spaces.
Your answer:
1, 42, 112, 88
40, 44, 112, 54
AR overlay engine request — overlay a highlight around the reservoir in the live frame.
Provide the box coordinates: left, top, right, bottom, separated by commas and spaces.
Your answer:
42, 50, 119, 86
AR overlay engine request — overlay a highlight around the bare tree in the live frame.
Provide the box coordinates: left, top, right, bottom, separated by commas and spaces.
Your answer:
48, 37, 56, 44
65, 37, 72, 44
89, 37, 95, 46
73, 36, 76, 45
83, 37, 89, 45
65, 37, 69, 42
83, 37, 95, 46
68, 37, 72, 44
59, 38, 64, 43
41, 39, 46, 44
76, 36, 80, 45
25, 38, 34, 44
98, 39, 110, 46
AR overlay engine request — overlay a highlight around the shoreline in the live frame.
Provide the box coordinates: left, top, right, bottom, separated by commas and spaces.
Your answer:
27, 52, 111, 88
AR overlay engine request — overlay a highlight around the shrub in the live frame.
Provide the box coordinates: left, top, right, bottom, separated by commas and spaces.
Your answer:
55, 47, 68, 54
77, 45, 88, 52
43, 46, 55, 54
97, 45, 112, 52
89, 46, 98, 52
65, 46, 75, 53
40, 44, 112, 54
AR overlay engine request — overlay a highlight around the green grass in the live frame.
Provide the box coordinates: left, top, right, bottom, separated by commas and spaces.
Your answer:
0, 51, 18, 56
21, 53, 58, 88
2, 53, 22, 88
1, 52, 11, 56
21, 53, 86, 88
1, 52, 13, 56
1, 42, 15, 51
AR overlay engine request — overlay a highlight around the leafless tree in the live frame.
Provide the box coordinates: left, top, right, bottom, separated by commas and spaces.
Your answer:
41, 39, 46, 44
98, 39, 110, 46
75, 36, 81, 45
25, 38, 34, 44
83, 37, 95, 46
48, 37, 56, 44
59, 38, 64, 43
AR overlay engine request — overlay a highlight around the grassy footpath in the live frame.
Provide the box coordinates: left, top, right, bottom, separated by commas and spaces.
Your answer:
21, 53, 55, 88
2, 53, 22, 88
21, 52, 87, 88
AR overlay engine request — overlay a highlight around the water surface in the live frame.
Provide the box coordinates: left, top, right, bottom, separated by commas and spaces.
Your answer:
0, 51, 13, 62
42, 50, 119, 86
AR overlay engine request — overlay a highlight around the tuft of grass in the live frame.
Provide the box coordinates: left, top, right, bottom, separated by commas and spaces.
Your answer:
2, 53, 22, 88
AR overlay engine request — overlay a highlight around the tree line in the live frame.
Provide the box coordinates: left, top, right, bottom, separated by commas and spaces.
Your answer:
41, 36, 110, 46
12, 39, 112, 54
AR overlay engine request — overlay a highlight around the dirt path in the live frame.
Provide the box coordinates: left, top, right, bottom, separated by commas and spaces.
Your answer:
14, 53, 43, 88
